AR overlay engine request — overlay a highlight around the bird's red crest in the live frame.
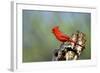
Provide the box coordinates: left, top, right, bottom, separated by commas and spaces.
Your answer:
52, 26, 59, 33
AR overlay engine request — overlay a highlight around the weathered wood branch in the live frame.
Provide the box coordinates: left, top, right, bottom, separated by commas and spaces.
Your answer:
52, 31, 86, 61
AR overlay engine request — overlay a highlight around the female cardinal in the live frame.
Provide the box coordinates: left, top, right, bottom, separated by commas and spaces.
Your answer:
52, 26, 76, 44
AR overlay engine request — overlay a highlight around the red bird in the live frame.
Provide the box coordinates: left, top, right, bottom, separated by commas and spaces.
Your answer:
52, 26, 76, 44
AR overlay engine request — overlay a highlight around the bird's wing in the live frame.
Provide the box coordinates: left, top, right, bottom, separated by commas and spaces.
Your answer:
60, 35, 70, 39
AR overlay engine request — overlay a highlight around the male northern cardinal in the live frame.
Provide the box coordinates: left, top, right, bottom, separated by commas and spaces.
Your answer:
52, 26, 76, 44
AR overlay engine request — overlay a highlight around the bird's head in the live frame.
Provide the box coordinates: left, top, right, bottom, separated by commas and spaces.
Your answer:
52, 26, 59, 33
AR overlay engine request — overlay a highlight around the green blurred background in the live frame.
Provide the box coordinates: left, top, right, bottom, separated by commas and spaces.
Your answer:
22, 10, 91, 62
